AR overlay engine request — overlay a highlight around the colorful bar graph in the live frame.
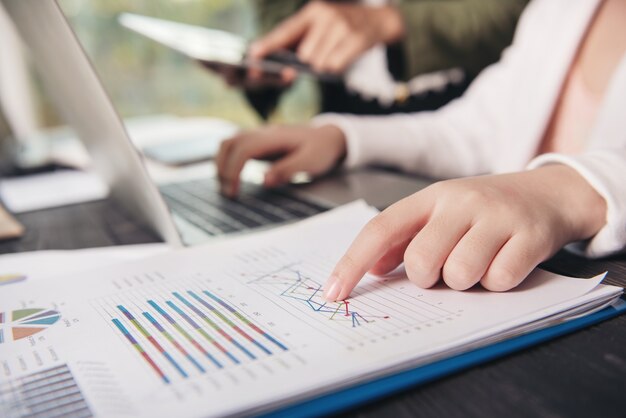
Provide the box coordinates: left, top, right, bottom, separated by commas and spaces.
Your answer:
143, 311, 206, 374
3, 364, 93, 417
173, 292, 256, 360
203, 291, 288, 351
188, 291, 272, 355
148, 300, 222, 370
112, 318, 170, 384
166, 300, 239, 365
117, 306, 187, 379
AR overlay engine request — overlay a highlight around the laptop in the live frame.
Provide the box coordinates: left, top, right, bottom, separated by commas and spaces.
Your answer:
1, 0, 429, 247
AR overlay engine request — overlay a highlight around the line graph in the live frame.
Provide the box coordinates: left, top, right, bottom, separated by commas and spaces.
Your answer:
245, 265, 390, 328
232, 256, 464, 346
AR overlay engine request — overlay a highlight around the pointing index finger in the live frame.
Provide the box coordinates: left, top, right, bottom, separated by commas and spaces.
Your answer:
323, 195, 430, 301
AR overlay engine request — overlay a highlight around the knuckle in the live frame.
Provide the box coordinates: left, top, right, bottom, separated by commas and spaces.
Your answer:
327, 58, 345, 73
237, 148, 257, 168
309, 1, 330, 15
363, 216, 392, 242
457, 188, 489, 208
442, 258, 478, 290
482, 266, 519, 292
218, 139, 232, 152
422, 181, 456, 203
526, 224, 553, 250
403, 248, 437, 285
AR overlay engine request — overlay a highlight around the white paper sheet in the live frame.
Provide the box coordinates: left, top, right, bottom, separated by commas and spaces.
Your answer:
0, 201, 621, 417
0, 170, 109, 213
0, 244, 171, 285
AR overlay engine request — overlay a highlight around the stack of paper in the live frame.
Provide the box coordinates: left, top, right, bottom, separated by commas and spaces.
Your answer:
0, 202, 622, 417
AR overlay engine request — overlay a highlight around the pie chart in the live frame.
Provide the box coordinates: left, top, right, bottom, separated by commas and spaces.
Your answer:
0, 308, 61, 344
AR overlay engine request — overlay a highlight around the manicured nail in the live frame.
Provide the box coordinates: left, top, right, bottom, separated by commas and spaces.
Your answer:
323, 276, 341, 301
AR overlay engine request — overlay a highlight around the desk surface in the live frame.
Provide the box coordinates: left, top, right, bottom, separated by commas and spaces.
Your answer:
2, 199, 625, 418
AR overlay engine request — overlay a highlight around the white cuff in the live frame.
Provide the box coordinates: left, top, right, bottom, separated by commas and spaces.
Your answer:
528, 152, 625, 258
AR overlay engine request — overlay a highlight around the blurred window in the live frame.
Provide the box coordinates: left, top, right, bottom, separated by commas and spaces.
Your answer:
53, 0, 317, 128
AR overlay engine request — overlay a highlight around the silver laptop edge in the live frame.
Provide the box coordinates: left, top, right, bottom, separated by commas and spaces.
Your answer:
2, 0, 182, 246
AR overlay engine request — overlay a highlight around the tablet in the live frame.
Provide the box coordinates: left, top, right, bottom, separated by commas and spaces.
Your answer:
118, 13, 338, 81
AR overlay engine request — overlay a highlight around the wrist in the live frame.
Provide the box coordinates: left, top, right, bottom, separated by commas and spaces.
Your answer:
528, 164, 607, 241
314, 124, 347, 165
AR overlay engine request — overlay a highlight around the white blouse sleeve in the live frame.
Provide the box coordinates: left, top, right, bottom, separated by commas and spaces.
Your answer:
527, 55, 626, 258
528, 150, 626, 258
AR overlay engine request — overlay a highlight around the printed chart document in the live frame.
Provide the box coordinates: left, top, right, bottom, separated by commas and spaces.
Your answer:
0, 244, 170, 285
0, 201, 622, 417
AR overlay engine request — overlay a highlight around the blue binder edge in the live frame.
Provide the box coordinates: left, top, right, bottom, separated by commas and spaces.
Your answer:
262, 295, 626, 418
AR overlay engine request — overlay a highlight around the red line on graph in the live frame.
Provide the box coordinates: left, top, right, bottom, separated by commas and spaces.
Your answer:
344, 300, 350, 316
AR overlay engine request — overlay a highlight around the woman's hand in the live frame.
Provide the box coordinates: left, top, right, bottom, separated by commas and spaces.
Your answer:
249, 1, 405, 74
323, 165, 608, 300
216, 124, 347, 197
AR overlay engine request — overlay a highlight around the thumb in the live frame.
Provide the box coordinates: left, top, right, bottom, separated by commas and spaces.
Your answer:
264, 149, 313, 187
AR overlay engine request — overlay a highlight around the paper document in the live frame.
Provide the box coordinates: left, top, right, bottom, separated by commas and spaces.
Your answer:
0, 170, 109, 213
0, 244, 170, 285
0, 201, 622, 417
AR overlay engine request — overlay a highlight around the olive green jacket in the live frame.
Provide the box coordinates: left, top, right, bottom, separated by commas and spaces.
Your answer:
254, 0, 529, 80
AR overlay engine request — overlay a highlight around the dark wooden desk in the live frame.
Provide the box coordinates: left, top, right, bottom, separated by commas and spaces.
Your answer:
2, 199, 625, 418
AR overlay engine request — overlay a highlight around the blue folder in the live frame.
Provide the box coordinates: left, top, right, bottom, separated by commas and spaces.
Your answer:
263, 296, 626, 418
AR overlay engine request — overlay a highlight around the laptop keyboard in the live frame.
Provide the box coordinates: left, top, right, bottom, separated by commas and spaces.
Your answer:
159, 179, 327, 236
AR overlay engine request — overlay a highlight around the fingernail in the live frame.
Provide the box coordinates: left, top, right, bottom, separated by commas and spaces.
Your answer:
323, 276, 341, 301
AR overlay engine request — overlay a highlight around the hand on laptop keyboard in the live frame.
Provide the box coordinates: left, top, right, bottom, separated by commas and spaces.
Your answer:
215, 124, 346, 197
160, 179, 327, 236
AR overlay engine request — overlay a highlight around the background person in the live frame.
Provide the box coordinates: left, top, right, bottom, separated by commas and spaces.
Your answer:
216, 0, 626, 298
212, 0, 528, 119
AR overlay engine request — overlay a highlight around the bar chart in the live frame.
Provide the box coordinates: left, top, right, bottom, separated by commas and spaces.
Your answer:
94, 285, 289, 385
0, 364, 92, 418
